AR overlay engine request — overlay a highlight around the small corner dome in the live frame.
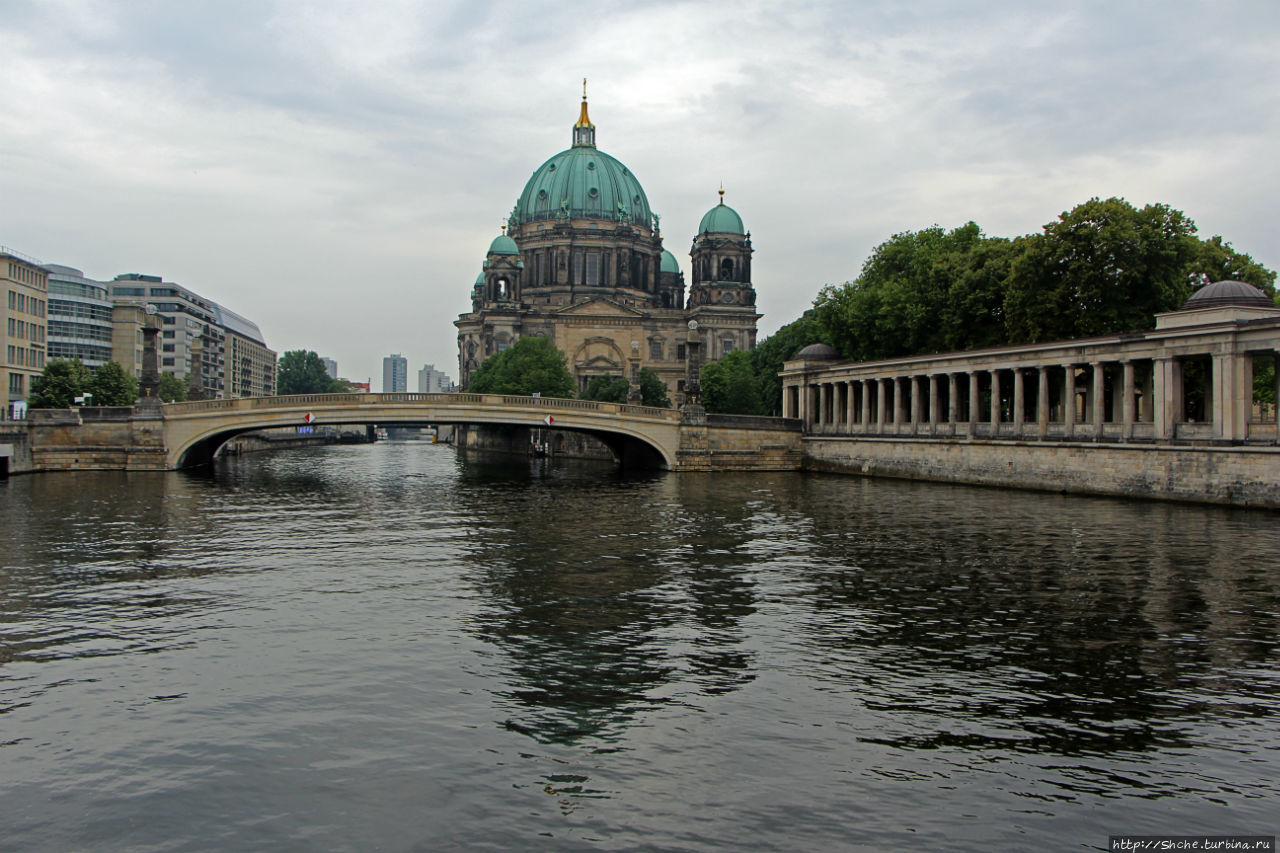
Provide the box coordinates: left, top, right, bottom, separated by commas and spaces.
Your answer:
488, 233, 520, 256
1182, 280, 1275, 310
698, 201, 745, 235
795, 343, 839, 360
660, 249, 681, 274
474, 272, 486, 287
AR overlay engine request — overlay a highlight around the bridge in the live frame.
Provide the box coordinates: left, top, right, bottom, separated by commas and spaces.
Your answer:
12, 393, 803, 473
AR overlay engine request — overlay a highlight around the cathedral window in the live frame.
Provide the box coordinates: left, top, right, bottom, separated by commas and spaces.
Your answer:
650, 339, 663, 360
573, 252, 583, 285
585, 253, 601, 285
720, 258, 734, 280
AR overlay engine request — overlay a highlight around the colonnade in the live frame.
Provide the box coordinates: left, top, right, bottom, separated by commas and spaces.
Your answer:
784, 345, 1280, 444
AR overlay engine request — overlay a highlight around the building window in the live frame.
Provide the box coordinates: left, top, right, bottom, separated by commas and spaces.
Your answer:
162, 357, 175, 367
677, 344, 686, 361
9, 373, 23, 394
722, 339, 735, 356
585, 253, 601, 286
650, 340, 663, 360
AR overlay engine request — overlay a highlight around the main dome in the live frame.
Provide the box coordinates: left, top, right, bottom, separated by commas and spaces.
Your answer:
513, 97, 653, 228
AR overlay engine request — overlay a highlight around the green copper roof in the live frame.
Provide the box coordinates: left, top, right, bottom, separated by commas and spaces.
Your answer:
698, 200, 745, 235
488, 233, 520, 255
474, 272, 486, 286
513, 103, 653, 227
660, 249, 681, 274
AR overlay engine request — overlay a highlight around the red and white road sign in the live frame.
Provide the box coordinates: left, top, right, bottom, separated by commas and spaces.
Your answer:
304, 412, 314, 424
543, 415, 555, 426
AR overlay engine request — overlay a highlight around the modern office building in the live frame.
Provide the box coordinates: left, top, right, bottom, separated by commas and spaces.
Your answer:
321, 357, 338, 380
383, 353, 408, 393
109, 273, 275, 399
44, 265, 114, 369
417, 363, 451, 393
2, 246, 49, 415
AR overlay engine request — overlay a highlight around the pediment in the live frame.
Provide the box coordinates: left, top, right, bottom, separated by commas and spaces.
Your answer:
555, 297, 646, 318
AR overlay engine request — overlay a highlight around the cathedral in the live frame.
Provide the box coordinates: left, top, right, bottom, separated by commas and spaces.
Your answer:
455, 89, 760, 405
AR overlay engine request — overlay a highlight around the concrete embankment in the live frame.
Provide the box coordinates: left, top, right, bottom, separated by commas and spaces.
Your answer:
803, 436, 1280, 508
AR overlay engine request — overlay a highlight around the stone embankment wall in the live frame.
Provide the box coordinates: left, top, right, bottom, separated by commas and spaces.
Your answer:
803, 436, 1280, 508
19, 408, 168, 473
676, 412, 803, 471
455, 424, 616, 461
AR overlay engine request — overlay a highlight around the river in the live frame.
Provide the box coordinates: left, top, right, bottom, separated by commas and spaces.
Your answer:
1, 442, 1277, 851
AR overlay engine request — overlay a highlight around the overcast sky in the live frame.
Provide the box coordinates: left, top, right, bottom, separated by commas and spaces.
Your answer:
3, 1, 1277, 389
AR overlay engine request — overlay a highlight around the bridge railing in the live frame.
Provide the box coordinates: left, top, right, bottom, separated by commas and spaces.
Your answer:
162, 393, 680, 421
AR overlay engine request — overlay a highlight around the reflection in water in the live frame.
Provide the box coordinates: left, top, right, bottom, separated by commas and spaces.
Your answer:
1, 445, 1278, 851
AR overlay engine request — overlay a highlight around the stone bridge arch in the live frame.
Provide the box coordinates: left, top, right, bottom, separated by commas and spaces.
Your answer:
161, 394, 682, 470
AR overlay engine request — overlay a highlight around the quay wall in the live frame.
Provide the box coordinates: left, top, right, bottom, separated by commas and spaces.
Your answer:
803, 436, 1280, 508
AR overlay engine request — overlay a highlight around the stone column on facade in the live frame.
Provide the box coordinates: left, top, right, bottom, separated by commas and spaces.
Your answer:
1037, 365, 1049, 438
818, 383, 828, 430
846, 381, 856, 431
862, 380, 873, 428
1215, 350, 1249, 442
989, 370, 1001, 429
909, 376, 922, 431
1121, 360, 1136, 440
876, 378, 887, 433
947, 373, 958, 424
929, 375, 941, 434
1063, 364, 1076, 437
969, 371, 980, 431
1092, 362, 1106, 436
1012, 368, 1025, 434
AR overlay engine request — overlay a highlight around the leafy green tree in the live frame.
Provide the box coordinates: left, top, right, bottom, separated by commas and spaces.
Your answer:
582, 374, 629, 403
28, 359, 92, 408
701, 350, 767, 415
637, 367, 671, 408
157, 371, 187, 402
1183, 235, 1277, 296
814, 222, 1013, 360
467, 336, 576, 397
1003, 198, 1199, 342
277, 350, 345, 395
749, 312, 827, 415
86, 361, 139, 406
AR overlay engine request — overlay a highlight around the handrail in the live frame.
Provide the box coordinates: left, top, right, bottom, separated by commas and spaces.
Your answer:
162, 392, 681, 421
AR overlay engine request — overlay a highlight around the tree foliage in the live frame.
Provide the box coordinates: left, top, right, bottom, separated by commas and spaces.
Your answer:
812, 198, 1278, 359
28, 359, 93, 408
87, 361, 139, 406
749, 312, 827, 415
582, 374, 629, 403
466, 336, 576, 398
637, 367, 672, 408
158, 371, 187, 403
701, 350, 767, 415
277, 350, 345, 395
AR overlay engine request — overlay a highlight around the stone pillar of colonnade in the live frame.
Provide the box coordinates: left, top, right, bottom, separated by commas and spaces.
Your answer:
969, 372, 980, 431
891, 378, 902, 427
989, 370, 1001, 429
1063, 364, 1076, 437
1122, 360, 1136, 440
846, 381, 856, 430
861, 380, 872, 429
948, 373, 958, 424
1037, 366, 1049, 438
1092, 362, 1106, 436
1275, 352, 1280, 431
1012, 368, 1025, 433
876, 378, 887, 432
1215, 350, 1252, 442
817, 383, 827, 430
929, 375, 941, 433
910, 376, 923, 431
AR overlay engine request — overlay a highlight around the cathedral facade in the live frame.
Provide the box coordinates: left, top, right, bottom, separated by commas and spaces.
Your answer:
455, 92, 760, 404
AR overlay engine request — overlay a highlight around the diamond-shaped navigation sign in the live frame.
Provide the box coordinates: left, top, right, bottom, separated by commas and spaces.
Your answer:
544, 415, 555, 426
304, 412, 315, 424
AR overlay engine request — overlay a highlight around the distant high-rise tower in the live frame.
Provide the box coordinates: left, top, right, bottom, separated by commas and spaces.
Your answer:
417, 363, 451, 393
382, 353, 408, 393
321, 357, 338, 380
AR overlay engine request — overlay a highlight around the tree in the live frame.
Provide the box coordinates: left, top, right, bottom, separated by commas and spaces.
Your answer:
813, 222, 1013, 361
87, 361, 139, 406
1003, 198, 1199, 342
157, 371, 187, 403
1184, 235, 1277, 296
701, 350, 767, 415
582, 374, 629, 403
637, 367, 671, 408
749, 312, 827, 415
466, 336, 576, 397
28, 359, 92, 408
277, 350, 345, 395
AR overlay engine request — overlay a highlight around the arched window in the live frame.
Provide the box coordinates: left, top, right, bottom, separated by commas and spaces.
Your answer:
719, 258, 734, 281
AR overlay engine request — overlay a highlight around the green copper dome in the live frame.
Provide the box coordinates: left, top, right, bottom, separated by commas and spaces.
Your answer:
660, 249, 681, 274
513, 98, 653, 228
698, 200, 745, 235
488, 233, 520, 255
